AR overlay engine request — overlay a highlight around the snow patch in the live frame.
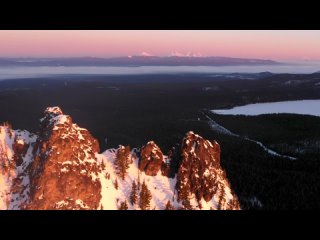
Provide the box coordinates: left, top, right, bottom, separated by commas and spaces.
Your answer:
55, 200, 69, 208
16, 139, 24, 145
61, 167, 69, 173
46, 106, 63, 115
203, 169, 210, 177
75, 199, 89, 209
52, 115, 70, 129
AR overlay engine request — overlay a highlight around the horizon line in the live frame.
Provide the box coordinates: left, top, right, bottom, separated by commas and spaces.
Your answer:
1, 56, 320, 63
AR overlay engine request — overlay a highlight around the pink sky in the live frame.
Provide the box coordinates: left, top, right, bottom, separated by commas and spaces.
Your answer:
0, 30, 320, 61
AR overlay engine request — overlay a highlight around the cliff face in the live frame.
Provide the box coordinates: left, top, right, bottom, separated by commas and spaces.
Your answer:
0, 106, 240, 210
176, 132, 240, 209
26, 107, 101, 210
138, 141, 164, 176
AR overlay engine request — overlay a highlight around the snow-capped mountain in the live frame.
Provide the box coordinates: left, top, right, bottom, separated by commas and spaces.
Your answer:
0, 107, 240, 210
170, 51, 185, 57
140, 51, 154, 57
170, 51, 203, 57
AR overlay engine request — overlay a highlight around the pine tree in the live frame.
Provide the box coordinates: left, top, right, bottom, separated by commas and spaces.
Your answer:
119, 200, 128, 210
125, 145, 133, 164
101, 160, 106, 170
114, 178, 118, 190
0, 143, 10, 171
139, 181, 152, 210
218, 188, 226, 210
114, 145, 131, 180
3, 122, 12, 130
165, 200, 175, 210
0, 144, 6, 170
130, 180, 138, 205
137, 170, 141, 190
177, 181, 192, 210
182, 199, 193, 210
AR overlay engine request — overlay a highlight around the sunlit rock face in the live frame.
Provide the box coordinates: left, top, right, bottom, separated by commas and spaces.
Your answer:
26, 107, 101, 210
0, 107, 240, 210
139, 141, 165, 176
176, 131, 240, 209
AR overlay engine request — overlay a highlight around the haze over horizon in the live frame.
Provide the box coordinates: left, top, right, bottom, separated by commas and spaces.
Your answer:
0, 30, 320, 61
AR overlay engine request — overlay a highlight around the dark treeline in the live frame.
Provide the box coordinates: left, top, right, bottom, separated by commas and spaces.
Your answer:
1, 72, 320, 209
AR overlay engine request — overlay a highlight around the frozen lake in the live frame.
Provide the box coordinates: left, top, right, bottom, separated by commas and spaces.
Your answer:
212, 100, 320, 117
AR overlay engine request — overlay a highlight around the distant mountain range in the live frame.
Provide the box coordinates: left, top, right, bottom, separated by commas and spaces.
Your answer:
0, 56, 281, 67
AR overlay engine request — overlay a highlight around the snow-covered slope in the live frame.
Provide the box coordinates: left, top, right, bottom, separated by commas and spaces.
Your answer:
96, 149, 179, 210
97, 140, 239, 210
0, 125, 37, 209
0, 107, 240, 210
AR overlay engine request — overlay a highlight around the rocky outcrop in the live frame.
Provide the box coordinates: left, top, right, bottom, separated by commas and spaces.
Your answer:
139, 141, 164, 176
160, 161, 170, 177
176, 131, 240, 209
26, 107, 101, 210
1, 107, 240, 210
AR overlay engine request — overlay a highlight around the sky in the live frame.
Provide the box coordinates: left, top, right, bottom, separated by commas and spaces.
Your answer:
0, 30, 320, 61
